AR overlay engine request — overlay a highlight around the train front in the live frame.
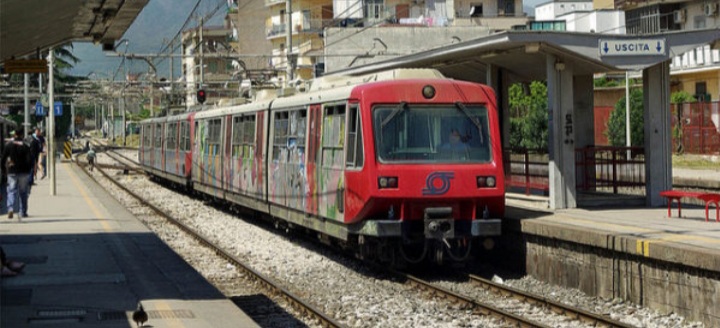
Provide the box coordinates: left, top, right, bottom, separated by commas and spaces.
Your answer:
345, 79, 504, 265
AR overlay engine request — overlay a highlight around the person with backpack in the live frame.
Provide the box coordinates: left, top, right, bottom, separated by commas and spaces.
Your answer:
2, 130, 33, 219
86, 147, 96, 171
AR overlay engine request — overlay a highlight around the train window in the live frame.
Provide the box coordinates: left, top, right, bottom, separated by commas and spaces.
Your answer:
180, 122, 190, 151
166, 123, 177, 150
242, 115, 256, 159
142, 125, 152, 147
345, 104, 363, 168
322, 104, 346, 168
154, 124, 162, 148
273, 110, 306, 163
207, 119, 222, 155
373, 104, 491, 163
231, 116, 243, 158
231, 115, 256, 158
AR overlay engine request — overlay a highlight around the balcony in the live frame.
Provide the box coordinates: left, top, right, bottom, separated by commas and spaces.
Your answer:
614, 0, 685, 10
266, 16, 334, 39
452, 13, 529, 30
264, 0, 284, 7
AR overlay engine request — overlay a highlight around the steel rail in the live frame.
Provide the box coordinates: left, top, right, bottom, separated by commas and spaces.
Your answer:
389, 269, 550, 328
77, 158, 346, 328
466, 273, 634, 328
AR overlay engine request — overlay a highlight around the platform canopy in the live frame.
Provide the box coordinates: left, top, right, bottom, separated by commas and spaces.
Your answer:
0, 0, 149, 62
330, 28, 720, 82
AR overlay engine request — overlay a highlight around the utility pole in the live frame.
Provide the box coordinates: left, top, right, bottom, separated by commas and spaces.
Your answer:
24, 73, 30, 137
286, 0, 293, 84
121, 95, 126, 146
625, 71, 631, 160
123, 41, 128, 145
169, 39, 174, 107
48, 48, 56, 196
71, 101, 75, 139
199, 17, 204, 88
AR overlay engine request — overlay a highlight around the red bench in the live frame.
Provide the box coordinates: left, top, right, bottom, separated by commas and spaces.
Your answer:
660, 190, 720, 222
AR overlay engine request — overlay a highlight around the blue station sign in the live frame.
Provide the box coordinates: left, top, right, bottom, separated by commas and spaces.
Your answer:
599, 39, 666, 56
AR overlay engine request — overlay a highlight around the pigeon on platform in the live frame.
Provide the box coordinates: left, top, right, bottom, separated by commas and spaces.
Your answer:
132, 302, 148, 327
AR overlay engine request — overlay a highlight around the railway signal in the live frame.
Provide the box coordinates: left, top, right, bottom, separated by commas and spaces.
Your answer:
196, 89, 206, 104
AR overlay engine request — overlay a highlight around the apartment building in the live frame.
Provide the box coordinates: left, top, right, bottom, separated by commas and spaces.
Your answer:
265, 0, 529, 78
617, 0, 720, 100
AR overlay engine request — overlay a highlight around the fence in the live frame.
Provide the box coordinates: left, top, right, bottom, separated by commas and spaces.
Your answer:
503, 148, 549, 195
504, 146, 646, 196
574, 146, 645, 195
672, 102, 720, 155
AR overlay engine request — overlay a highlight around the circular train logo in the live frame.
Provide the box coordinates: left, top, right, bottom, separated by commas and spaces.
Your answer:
422, 172, 455, 195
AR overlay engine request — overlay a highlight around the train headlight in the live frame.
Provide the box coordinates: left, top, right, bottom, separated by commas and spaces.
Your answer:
422, 85, 436, 99
486, 176, 496, 187
378, 176, 398, 189
477, 176, 496, 188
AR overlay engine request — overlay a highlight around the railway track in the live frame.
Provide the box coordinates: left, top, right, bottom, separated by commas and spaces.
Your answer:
83, 137, 639, 327
463, 272, 633, 328
78, 156, 345, 328
86, 139, 142, 172
385, 268, 634, 328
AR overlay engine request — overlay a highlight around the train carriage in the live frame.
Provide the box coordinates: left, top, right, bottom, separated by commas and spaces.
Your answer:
192, 97, 271, 212
140, 69, 504, 265
139, 114, 195, 187
139, 116, 165, 174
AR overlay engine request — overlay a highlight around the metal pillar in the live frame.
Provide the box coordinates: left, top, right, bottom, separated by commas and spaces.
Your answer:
643, 62, 672, 206
286, 0, 293, 83
48, 49, 56, 196
547, 55, 576, 209
24, 74, 30, 137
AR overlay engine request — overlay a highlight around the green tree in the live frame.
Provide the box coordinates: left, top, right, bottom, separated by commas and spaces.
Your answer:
669, 91, 696, 154
508, 81, 548, 150
606, 88, 644, 147
670, 90, 695, 104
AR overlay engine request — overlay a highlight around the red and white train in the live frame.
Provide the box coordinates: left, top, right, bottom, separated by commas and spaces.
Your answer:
139, 69, 504, 265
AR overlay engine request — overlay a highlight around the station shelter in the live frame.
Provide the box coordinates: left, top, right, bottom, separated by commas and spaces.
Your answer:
331, 29, 720, 209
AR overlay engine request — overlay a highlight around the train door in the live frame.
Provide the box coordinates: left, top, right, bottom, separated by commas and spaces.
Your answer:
343, 103, 364, 223
197, 118, 223, 192
306, 104, 322, 215
269, 108, 307, 211
164, 122, 178, 175
153, 123, 163, 170
318, 103, 346, 222
229, 114, 258, 197
179, 120, 191, 178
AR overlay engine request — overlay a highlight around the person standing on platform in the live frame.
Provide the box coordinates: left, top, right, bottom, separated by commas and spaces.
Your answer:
2, 130, 33, 219
36, 129, 46, 179
25, 130, 41, 186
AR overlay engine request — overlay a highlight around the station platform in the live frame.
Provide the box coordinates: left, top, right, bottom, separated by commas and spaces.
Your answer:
504, 187, 720, 326
0, 161, 259, 327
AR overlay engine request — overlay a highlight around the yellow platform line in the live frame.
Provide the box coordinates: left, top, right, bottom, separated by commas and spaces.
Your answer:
63, 163, 113, 232
65, 163, 187, 327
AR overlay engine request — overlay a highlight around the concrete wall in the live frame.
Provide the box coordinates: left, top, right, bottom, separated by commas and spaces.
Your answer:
502, 220, 720, 327
324, 26, 493, 72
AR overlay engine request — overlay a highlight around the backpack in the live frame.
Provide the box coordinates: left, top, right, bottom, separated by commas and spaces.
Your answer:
19, 137, 34, 169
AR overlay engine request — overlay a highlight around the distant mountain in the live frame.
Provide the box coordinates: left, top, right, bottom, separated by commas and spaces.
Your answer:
69, 0, 226, 80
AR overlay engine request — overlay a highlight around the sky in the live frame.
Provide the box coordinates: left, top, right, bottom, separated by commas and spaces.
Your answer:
69, 0, 227, 80
69, 0, 543, 80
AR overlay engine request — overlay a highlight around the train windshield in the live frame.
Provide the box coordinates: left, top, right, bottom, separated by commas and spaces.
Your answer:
373, 103, 491, 163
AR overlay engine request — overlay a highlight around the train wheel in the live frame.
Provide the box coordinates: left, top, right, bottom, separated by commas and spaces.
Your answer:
398, 240, 427, 264
434, 245, 444, 266
446, 238, 472, 262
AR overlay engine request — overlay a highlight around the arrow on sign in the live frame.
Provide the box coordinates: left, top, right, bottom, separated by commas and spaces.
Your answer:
656, 41, 662, 52
603, 42, 609, 54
